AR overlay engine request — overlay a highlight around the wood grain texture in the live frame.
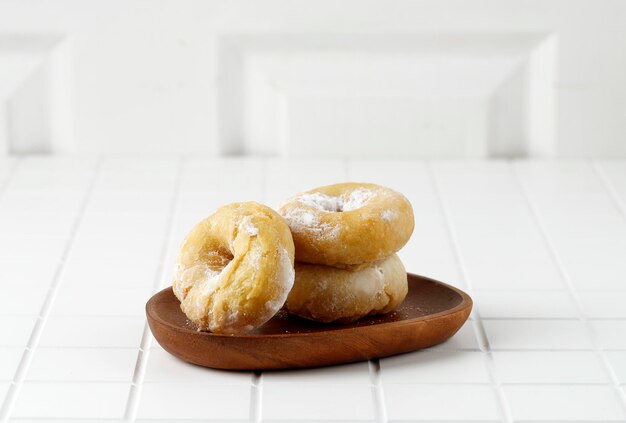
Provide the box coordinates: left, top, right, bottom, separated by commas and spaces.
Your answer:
146, 273, 472, 370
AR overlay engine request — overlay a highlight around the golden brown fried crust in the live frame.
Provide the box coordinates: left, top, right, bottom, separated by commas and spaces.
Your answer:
172, 202, 295, 334
286, 254, 408, 323
278, 183, 414, 267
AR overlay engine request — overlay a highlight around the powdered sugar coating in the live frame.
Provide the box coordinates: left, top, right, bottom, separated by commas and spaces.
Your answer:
295, 188, 374, 213
246, 248, 262, 267
351, 265, 385, 297
172, 202, 296, 334
282, 207, 340, 241
289, 209, 319, 227
173, 263, 220, 302
381, 209, 398, 221
174, 263, 223, 329
279, 183, 414, 266
238, 216, 259, 236
296, 192, 343, 212
287, 254, 407, 323
263, 246, 295, 313
282, 188, 375, 242
180, 245, 294, 334
342, 188, 374, 211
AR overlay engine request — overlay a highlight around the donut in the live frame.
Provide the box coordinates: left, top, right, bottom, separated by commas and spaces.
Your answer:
172, 202, 295, 334
286, 254, 408, 323
278, 183, 414, 267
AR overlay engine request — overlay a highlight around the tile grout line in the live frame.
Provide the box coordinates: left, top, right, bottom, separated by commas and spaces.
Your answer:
592, 160, 626, 223
426, 161, 513, 423
0, 158, 102, 422
250, 372, 262, 423
510, 161, 626, 414
368, 359, 388, 423
590, 160, 626, 403
123, 158, 185, 422
345, 158, 388, 423
0, 158, 21, 422
6, 379, 619, 386
250, 157, 270, 423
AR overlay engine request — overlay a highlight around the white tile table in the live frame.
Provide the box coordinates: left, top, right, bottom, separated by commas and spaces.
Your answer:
0, 157, 625, 422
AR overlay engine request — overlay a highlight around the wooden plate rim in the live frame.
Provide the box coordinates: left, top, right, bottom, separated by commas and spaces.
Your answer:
146, 272, 473, 338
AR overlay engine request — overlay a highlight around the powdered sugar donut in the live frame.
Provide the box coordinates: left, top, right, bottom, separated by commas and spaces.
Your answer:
172, 202, 295, 334
278, 183, 414, 267
286, 254, 408, 323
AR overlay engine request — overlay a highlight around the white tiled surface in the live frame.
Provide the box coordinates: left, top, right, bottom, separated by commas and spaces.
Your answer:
262, 361, 371, 385
25, 348, 138, 382
262, 384, 375, 421
13, 382, 131, 419
606, 352, 626, 385
491, 351, 609, 384
385, 384, 502, 421
0, 158, 625, 422
482, 319, 594, 350
37, 316, 145, 348
136, 384, 251, 420
380, 350, 491, 384
143, 347, 253, 385
0, 317, 38, 347
0, 350, 24, 381
504, 385, 626, 421
591, 320, 626, 350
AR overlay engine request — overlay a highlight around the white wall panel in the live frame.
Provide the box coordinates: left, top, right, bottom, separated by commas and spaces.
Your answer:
0, 0, 625, 157
219, 33, 553, 158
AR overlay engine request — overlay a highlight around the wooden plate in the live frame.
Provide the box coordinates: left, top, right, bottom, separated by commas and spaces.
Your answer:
146, 273, 472, 370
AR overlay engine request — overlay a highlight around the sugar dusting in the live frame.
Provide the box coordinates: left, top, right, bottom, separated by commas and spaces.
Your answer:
353, 268, 384, 297
296, 192, 342, 212
295, 259, 393, 322
174, 263, 225, 330
342, 188, 373, 211
196, 270, 222, 302
282, 208, 338, 239
295, 188, 373, 213
283, 188, 376, 238
264, 246, 295, 313
246, 248, 262, 268
175, 264, 222, 300
239, 216, 259, 236
173, 263, 220, 301
294, 210, 319, 227
381, 209, 397, 221
213, 246, 294, 333
222, 308, 240, 329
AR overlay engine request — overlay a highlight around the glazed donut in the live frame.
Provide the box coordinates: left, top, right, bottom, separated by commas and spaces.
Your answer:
286, 254, 408, 323
172, 202, 295, 334
278, 183, 414, 267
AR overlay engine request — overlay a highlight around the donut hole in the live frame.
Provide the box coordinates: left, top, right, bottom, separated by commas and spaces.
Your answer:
202, 249, 234, 273
296, 192, 342, 212
297, 189, 373, 213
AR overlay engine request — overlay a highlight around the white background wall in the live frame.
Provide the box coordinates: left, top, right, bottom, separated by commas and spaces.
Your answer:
0, 0, 625, 158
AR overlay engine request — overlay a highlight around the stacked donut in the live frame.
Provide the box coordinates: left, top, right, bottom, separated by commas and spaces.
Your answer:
171, 183, 414, 334
278, 183, 414, 323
